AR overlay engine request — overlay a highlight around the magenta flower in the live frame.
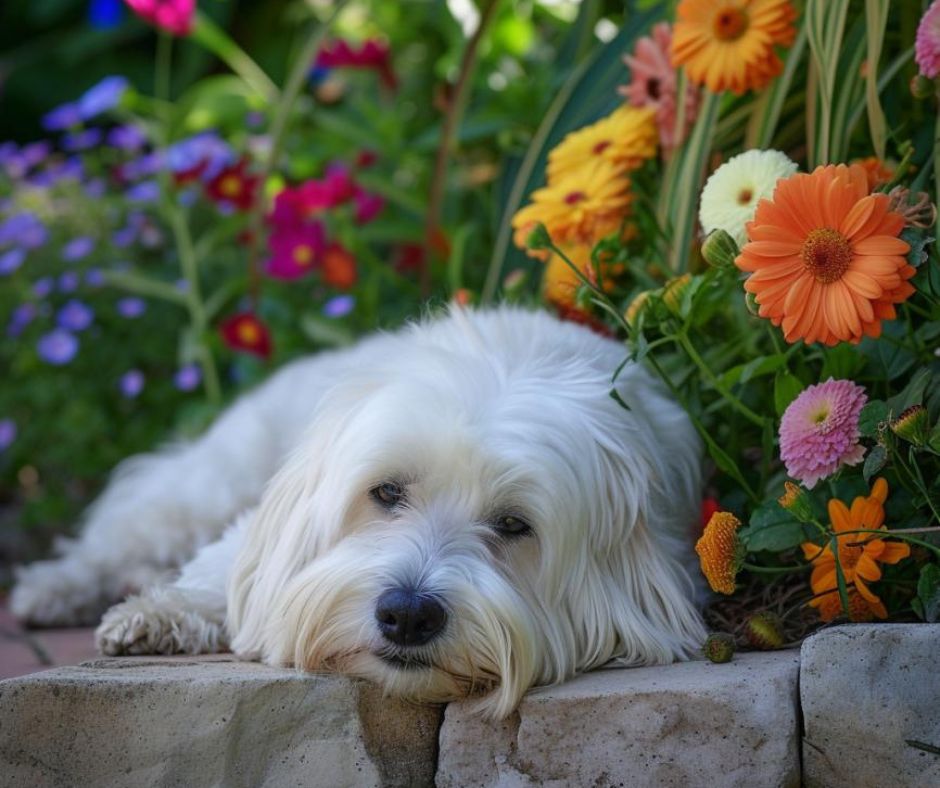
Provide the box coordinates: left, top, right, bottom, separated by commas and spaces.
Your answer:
266, 223, 325, 280
124, 0, 194, 36
353, 189, 385, 225
779, 379, 868, 489
916, 1, 940, 78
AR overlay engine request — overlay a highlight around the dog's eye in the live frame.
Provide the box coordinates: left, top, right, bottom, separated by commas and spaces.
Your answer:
492, 515, 531, 538
370, 482, 405, 508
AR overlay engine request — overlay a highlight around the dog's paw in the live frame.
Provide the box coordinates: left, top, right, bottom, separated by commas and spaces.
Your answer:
95, 594, 227, 656
10, 559, 111, 627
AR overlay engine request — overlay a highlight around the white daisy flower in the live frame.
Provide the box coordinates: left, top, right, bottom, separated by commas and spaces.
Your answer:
699, 149, 798, 248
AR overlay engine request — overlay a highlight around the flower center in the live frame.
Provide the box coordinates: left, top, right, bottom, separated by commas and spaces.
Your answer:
801, 227, 853, 284
292, 244, 314, 266
646, 78, 661, 100
592, 140, 612, 155
237, 322, 260, 344
220, 175, 242, 197
564, 191, 587, 205
713, 6, 749, 41
736, 187, 753, 205
835, 534, 863, 572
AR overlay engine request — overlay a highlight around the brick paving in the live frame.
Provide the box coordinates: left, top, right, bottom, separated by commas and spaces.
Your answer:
0, 601, 97, 680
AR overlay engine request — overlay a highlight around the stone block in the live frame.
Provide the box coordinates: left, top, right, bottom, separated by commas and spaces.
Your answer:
801, 624, 940, 788
0, 655, 443, 788
437, 651, 801, 788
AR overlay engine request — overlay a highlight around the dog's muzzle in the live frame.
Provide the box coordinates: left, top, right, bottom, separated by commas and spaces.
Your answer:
375, 587, 447, 649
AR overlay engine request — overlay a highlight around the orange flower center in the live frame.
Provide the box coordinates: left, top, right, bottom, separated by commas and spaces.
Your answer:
801, 227, 853, 284
835, 534, 863, 572
592, 140, 612, 155
564, 191, 587, 205
713, 6, 749, 41
237, 322, 260, 344
292, 244, 314, 266
736, 187, 753, 205
220, 175, 243, 198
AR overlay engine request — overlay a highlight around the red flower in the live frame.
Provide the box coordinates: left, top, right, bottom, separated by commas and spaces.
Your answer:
269, 169, 355, 228
205, 160, 259, 211
353, 188, 385, 225
321, 243, 357, 288
124, 0, 194, 37
355, 149, 378, 169
316, 39, 397, 90
266, 222, 326, 280
220, 313, 272, 359
700, 498, 722, 532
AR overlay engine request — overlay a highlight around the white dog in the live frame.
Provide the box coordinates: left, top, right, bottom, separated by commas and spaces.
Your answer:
12, 306, 705, 716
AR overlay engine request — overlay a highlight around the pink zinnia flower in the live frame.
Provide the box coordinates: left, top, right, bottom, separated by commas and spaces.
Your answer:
619, 22, 700, 153
316, 39, 396, 90
266, 222, 325, 280
779, 379, 868, 489
124, 0, 195, 37
916, 1, 940, 79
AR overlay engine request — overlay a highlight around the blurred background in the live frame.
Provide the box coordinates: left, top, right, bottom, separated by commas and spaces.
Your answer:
0, 0, 645, 584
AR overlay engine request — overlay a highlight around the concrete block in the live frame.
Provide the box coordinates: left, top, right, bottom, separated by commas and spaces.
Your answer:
0, 655, 443, 788
437, 651, 801, 788
801, 624, 940, 788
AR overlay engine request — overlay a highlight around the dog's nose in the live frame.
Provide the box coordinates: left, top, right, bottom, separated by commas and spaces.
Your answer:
375, 588, 447, 647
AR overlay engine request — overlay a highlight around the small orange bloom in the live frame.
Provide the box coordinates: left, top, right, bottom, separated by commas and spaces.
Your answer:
671, 0, 797, 94
801, 478, 911, 621
852, 156, 895, 190
736, 164, 915, 346
321, 243, 357, 289
695, 511, 743, 594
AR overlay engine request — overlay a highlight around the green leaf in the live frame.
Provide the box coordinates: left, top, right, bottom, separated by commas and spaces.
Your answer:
819, 343, 865, 380
860, 326, 917, 380
300, 314, 354, 348
914, 564, 940, 623
858, 400, 889, 438
774, 370, 804, 416
887, 368, 933, 414
718, 353, 788, 389
901, 228, 934, 269
742, 501, 807, 552
863, 444, 887, 482
930, 423, 940, 453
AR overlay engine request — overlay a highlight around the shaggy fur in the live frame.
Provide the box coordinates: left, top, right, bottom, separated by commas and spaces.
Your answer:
12, 307, 706, 716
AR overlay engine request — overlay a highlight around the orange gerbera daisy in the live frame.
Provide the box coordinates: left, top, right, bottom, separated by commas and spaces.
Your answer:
695, 511, 743, 595
672, 0, 797, 94
736, 164, 915, 346
547, 106, 658, 182
512, 160, 631, 256
801, 478, 911, 621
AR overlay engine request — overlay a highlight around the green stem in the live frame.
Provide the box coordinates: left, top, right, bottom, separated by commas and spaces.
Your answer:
830, 532, 852, 618
935, 108, 940, 255
742, 562, 809, 574
894, 447, 940, 524
245, 0, 349, 304
675, 333, 766, 428
192, 11, 278, 101
834, 528, 940, 557
155, 33, 173, 140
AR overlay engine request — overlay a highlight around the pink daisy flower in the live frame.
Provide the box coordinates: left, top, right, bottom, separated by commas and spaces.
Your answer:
266, 223, 325, 280
124, 0, 195, 37
916, 1, 940, 79
619, 22, 700, 153
779, 379, 868, 489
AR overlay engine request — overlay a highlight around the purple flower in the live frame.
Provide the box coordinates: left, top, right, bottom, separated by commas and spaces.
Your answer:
0, 213, 48, 250
85, 268, 106, 287
323, 294, 355, 318
166, 133, 233, 180
79, 76, 129, 119
0, 248, 26, 275
84, 178, 107, 198
37, 329, 79, 365
117, 297, 146, 318
112, 225, 137, 248
0, 143, 18, 165
107, 124, 148, 152
7, 303, 37, 337
174, 363, 202, 391
119, 369, 145, 398
42, 103, 82, 132
21, 142, 51, 167
62, 128, 103, 153
126, 180, 160, 203
0, 419, 16, 451
33, 277, 54, 298
120, 152, 163, 181
58, 271, 81, 293
57, 299, 94, 332
89, 0, 124, 28
62, 236, 96, 262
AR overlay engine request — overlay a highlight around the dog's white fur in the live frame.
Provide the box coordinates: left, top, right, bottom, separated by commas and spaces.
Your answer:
12, 307, 705, 716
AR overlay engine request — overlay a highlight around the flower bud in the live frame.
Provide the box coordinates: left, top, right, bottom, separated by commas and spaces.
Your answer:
662, 273, 692, 317
910, 74, 938, 99
525, 222, 552, 251
502, 268, 528, 297
777, 481, 814, 523
744, 291, 760, 316
702, 633, 736, 663
890, 405, 929, 447
701, 229, 740, 269
744, 611, 785, 650
624, 290, 652, 330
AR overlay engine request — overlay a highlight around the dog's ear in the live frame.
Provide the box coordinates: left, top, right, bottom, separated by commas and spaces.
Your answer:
568, 376, 707, 669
